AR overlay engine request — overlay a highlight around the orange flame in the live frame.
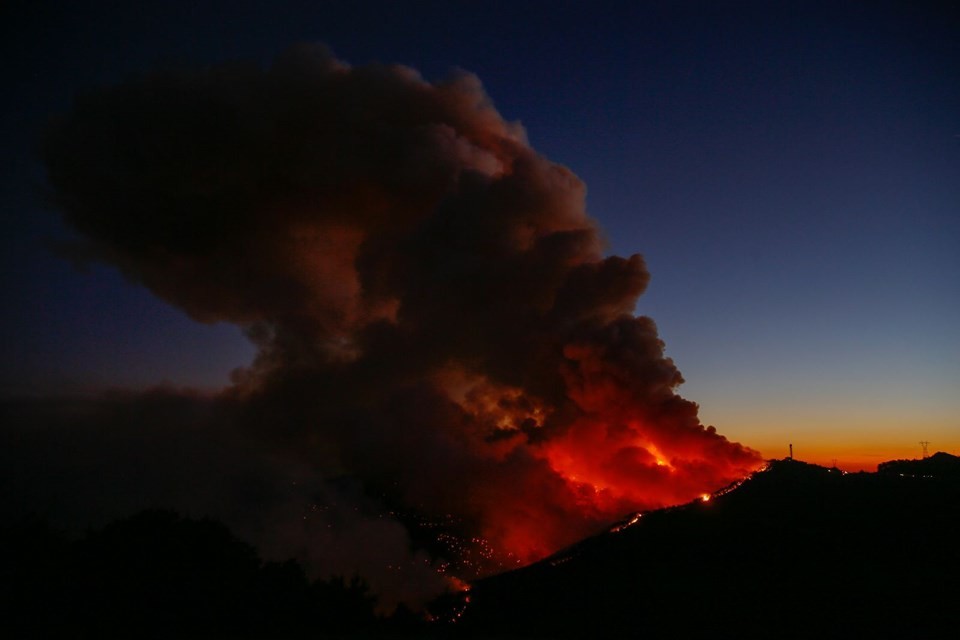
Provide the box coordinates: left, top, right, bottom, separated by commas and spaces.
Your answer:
443, 369, 762, 567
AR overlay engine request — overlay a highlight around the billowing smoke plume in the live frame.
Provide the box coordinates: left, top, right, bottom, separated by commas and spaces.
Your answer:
40, 45, 761, 599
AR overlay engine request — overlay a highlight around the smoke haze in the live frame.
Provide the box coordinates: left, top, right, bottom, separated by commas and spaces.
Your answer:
22, 45, 762, 605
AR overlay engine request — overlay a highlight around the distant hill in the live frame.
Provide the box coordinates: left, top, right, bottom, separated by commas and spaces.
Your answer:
878, 451, 960, 479
459, 455, 960, 639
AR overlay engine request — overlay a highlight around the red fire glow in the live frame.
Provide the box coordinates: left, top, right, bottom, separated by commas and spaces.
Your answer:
441, 368, 761, 565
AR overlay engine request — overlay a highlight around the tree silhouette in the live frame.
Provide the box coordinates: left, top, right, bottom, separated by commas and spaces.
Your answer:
3, 509, 383, 639
311, 574, 379, 633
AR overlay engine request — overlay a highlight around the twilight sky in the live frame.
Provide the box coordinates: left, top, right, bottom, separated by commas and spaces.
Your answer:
2, 0, 958, 471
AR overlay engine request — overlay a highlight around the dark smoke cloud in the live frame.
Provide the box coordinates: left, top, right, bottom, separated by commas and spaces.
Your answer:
31, 44, 762, 605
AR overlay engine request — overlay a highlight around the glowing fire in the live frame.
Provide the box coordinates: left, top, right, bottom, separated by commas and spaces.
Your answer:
610, 513, 643, 533
445, 576, 471, 593
437, 368, 762, 568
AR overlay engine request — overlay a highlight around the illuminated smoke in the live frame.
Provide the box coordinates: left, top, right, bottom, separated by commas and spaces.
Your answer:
42, 45, 762, 593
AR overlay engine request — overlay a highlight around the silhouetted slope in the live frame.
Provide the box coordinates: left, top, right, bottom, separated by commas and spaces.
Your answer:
1, 510, 381, 639
878, 451, 960, 479
461, 457, 960, 639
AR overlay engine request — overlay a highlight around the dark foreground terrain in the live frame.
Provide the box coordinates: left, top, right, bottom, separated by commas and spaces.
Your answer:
461, 453, 960, 638
3, 454, 958, 638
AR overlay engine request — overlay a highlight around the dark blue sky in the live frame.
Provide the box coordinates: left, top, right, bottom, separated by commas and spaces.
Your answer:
2, 0, 957, 465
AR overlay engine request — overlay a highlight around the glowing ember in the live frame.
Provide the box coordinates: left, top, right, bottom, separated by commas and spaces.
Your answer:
445, 576, 471, 593
610, 513, 643, 533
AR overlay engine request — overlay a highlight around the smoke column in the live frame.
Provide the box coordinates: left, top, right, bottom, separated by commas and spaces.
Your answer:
42, 45, 762, 593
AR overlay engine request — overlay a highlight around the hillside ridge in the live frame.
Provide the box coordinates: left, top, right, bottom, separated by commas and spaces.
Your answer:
459, 454, 960, 638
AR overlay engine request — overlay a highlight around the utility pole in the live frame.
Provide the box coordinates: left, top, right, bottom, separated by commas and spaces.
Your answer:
789, 443, 793, 460
919, 441, 930, 459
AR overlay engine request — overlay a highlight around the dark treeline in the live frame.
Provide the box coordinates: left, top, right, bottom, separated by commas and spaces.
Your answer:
1, 509, 435, 639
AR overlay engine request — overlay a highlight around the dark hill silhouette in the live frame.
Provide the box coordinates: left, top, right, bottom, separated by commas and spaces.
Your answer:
1, 510, 382, 639
878, 451, 960, 479
459, 455, 960, 639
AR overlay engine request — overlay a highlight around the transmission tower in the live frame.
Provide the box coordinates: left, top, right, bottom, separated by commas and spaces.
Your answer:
919, 441, 930, 459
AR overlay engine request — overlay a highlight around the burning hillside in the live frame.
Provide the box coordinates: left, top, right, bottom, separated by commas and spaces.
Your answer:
459, 456, 960, 637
